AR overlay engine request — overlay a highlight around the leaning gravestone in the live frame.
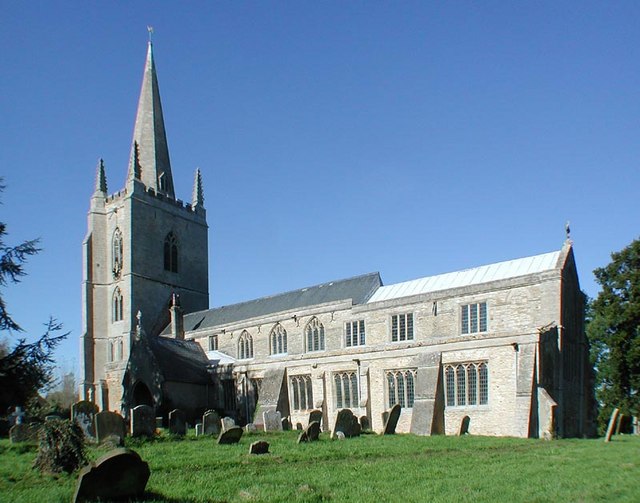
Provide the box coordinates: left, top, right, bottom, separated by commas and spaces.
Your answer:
217, 426, 243, 445
168, 409, 186, 436
72, 401, 99, 439
73, 448, 150, 503
130, 405, 155, 438
308, 409, 323, 428
263, 410, 283, 432
298, 420, 321, 443
359, 416, 370, 431
9, 423, 39, 443
203, 410, 221, 435
95, 411, 126, 445
249, 440, 270, 455
221, 417, 236, 432
332, 409, 360, 439
281, 417, 291, 431
459, 416, 471, 436
605, 407, 620, 442
383, 404, 402, 435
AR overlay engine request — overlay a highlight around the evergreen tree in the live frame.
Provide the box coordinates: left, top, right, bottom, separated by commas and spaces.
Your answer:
587, 237, 640, 430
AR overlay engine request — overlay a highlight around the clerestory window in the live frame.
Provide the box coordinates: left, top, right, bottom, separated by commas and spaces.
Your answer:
345, 320, 366, 347
391, 313, 414, 342
305, 317, 325, 352
461, 302, 487, 334
237, 330, 254, 360
270, 323, 287, 355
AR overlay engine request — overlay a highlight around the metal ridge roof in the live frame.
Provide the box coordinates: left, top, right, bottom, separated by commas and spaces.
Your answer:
367, 250, 562, 303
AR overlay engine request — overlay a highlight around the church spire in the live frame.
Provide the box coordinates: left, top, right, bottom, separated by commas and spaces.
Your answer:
128, 39, 175, 198
192, 168, 204, 208
95, 158, 107, 193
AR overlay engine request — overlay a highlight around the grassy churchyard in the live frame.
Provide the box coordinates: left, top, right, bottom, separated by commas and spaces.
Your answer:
1, 431, 639, 502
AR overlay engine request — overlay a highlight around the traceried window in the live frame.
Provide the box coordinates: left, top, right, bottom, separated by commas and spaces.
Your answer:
386, 369, 416, 408
461, 302, 487, 334
112, 228, 123, 280
112, 288, 123, 322
163, 232, 178, 273
345, 320, 366, 347
208, 335, 218, 351
444, 362, 489, 407
270, 323, 287, 355
334, 372, 359, 409
290, 375, 313, 411
305, 317, 325, 352
391, 313, 414, 342
238, 331, 253, 359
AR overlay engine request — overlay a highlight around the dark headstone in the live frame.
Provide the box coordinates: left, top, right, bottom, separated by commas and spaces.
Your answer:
72, 401, 99, 439
9, 423, 39, 443
95, 411, 125, 445
249, 440, 270, 454
203, 410, 221, 436
168, 409, 186, 436
263, 410, 283, 432
333, 409, 360, 439
459, 416, 471, 436
217, 426, 243, 445
130, 405, 155, 438
155, 417, 163, 429
296, 422, 303, 430
297, 431, 309, 443
308, 409, 323, 428
73, 448, 150, 503
281, 417, 290, 431
359, 416, 370, 431
383, 404, 401, 435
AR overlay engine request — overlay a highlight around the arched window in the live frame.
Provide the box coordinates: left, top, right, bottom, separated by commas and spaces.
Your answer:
163, 232, 178, 273
112, 288, 123, 322
238, 330, 253, 360
112, 228, 123, 279
269, 323, 287, 355
334, 372, 359, 409
385, 369, 417, 408
289, 375, 313, 411
444, 362, 489, 407
107, 340, 114, 363
305, 317, 325, 352
117, 338, 124, 361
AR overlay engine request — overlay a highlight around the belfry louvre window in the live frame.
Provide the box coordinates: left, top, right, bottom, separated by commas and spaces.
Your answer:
290, 375, 313, 411
112, 228, 123, 279
305, 317, 325, 352
345, 320, 365, 347
163, 232, 178, 273
461, 302, 487, 334
386, 369, 417, 408
112, 288, 123, 322
444, 362, 488, 407
334, 372, 359, 409
270, 323, 287, 355
391, 313, 414, 342
238, 331, 253, 359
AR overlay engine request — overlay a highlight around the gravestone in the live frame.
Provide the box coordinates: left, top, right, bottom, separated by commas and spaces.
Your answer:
95, 411, 126, 445
281, 417, 291, 431
168, 409, 186, 436
72, 401, 99, 439
359, 416, 370, 431
203, 410, 221, 435
308, 409, 323, 428
130, 405, 155, 438
195, 423, 203, 436
72, 448, 150, 503
217, 426, 243, 445
221, 417, 236, 432
252, 367, 286, 429
9, 423, 39, 443
383, 404, 401, 435
335, 431, 345, 440
249, 440, 270, 454
155, 417, 163, 429
263, 410, 283, 432
245, 423, 257, 433
459, 416, 470, 436
298, 420, 321, 443
605, 408, 620, 442
296, 423, 303, 430
381, 411, 389, 425
332, 409, 360, 438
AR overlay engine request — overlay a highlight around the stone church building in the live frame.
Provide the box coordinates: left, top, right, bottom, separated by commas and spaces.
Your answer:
81, 41, 595, 438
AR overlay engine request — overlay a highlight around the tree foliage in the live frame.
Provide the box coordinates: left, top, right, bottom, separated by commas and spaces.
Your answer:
0, 179, 69, 412
587, 237, 640, 427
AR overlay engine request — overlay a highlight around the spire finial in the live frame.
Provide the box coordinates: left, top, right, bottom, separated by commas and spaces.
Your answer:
147, 26, 154, 43
565, 221, 571, 240
95, 158, 108, 193
192, 168, 204, 207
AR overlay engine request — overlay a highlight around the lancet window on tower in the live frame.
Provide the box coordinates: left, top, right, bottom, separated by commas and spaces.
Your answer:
112, 228, 123, 280
164, 232, 178, 273
305, 317, 325, 352
112, 288, 124, 322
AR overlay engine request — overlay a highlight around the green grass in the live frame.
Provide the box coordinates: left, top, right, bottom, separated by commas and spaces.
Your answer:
1, 432, 639, 502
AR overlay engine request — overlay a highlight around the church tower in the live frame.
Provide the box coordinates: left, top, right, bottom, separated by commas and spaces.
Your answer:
80, 40, 209, 411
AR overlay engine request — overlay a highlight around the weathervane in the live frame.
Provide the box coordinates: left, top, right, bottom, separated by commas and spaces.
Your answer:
565, 221, 571, 241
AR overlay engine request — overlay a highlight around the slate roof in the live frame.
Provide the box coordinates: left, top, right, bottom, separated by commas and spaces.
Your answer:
180, 272, 382, 333
148, 334, 212, 384
368, 249, 562, 303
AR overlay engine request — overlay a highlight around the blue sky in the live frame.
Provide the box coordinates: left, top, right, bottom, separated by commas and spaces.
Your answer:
1, 2, 638, 377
